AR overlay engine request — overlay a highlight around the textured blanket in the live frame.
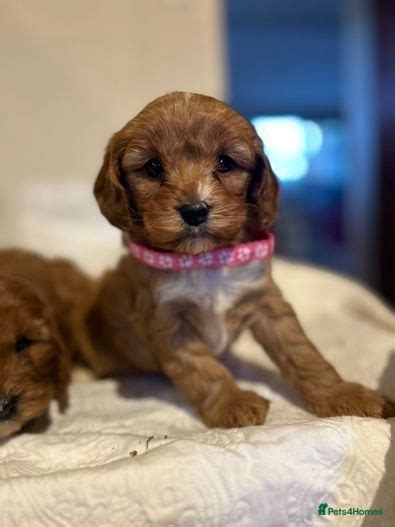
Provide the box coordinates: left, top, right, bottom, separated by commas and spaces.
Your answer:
1, 258, 394, 527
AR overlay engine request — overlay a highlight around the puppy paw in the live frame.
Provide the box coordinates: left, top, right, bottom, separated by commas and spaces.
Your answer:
202, 389, 270, 428
311, 382, 395, 419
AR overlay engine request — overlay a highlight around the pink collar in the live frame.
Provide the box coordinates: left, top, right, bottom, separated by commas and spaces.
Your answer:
126, 231, 275, 271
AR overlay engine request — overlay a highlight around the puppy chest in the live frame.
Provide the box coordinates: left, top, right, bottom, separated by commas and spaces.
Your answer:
156, 262, 265, 355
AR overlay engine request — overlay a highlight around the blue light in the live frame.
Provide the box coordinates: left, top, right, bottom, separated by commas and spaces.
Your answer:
251, 115, 323, 182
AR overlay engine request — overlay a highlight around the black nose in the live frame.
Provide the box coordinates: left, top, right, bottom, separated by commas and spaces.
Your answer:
179, 201, 209, 226
0, 394, 18, 421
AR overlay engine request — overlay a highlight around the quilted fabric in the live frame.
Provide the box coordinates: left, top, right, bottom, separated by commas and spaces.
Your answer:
0, 258, 394, 527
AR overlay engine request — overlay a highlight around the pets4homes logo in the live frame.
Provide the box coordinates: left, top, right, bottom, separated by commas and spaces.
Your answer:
318, 503, 383, 517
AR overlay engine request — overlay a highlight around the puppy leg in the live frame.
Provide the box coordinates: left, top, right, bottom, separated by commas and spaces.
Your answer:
152, 302, 270, 428
160, 344, 269, 428
250, 280, 395, 418
153, 305, 269, 428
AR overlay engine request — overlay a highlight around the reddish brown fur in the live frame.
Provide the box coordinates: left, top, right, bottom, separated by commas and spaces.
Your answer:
76, 92, 395, 427
0, 250, 91, 437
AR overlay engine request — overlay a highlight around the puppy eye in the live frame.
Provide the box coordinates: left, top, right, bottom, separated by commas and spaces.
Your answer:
217, 155, 236, 173
145, 158, 163, 179
15, 337, 35, 354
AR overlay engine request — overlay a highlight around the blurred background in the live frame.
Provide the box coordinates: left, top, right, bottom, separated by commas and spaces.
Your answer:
0, 0, 394, 304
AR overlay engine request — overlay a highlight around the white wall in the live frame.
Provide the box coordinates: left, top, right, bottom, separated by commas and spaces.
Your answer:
0, 0, 225, 271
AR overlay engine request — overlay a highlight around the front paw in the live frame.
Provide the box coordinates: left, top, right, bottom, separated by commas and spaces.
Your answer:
311, 382, 395, 419
202, 389, 270, 428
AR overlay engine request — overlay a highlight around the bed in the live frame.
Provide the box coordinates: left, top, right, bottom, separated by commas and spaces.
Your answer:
1, 242, 394, 526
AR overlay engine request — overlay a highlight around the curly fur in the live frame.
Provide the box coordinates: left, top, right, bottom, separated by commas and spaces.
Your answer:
75, 92, 395, 427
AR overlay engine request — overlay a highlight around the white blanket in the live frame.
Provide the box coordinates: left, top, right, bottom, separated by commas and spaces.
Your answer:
1, 258, 394, 527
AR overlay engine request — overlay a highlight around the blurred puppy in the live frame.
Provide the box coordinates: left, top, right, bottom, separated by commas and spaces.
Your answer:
76, 92, 395, 427
0, 250, 90, 438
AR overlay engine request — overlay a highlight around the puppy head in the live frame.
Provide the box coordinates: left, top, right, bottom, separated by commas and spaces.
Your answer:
0, 277, 71, 438
94, 91, 279, 254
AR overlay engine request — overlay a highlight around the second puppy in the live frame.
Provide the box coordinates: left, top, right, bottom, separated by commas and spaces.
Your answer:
0, 250, 90, 438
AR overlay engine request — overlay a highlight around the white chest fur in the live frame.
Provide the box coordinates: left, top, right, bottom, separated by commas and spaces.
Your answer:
156, 261, 266, 355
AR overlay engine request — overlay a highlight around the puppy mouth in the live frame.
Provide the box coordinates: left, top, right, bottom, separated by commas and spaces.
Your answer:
143, 209, 246, 254
185, 224, 209, 238
176, 226, 223, 254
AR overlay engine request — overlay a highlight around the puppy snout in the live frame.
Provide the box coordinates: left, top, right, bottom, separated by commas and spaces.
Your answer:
0, 394, 18, 421
179, 201, 209, 226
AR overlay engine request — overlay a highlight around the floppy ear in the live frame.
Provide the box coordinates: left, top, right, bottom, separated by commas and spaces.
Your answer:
247, 140, 280, 229
93, 140, 134, 231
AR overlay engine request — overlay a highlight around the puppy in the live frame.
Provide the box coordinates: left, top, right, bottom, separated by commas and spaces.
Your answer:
76, 91, 395, 427
0, 250, 90, 438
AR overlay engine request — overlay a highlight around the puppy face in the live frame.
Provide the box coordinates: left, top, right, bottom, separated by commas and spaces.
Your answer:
0, 277, 70, 438
95, 92, 279, 254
